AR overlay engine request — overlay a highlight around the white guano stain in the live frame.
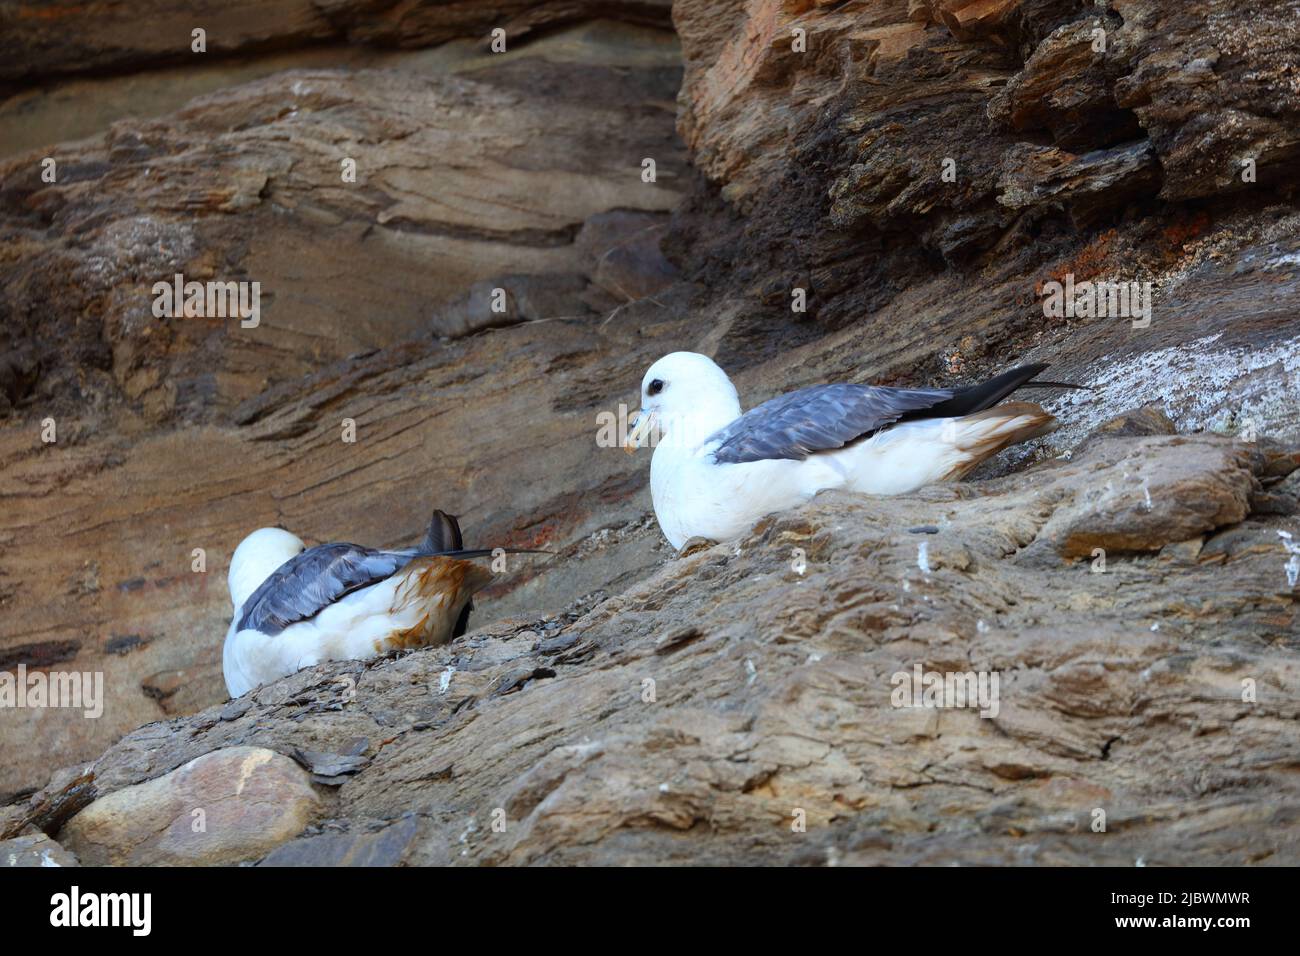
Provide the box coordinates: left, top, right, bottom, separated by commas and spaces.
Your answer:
1279, 531, 1300, 588
1044, 332, 1300, 450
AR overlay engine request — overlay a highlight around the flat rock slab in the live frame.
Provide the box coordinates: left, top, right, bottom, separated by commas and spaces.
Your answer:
60, 746, 322, 866
258, 816, 419, 867
0, 833, 79, 867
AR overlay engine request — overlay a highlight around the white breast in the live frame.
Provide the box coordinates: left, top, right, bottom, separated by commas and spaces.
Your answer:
650, 442, 844, 549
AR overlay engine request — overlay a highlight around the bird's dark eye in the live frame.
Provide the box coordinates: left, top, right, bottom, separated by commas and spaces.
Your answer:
647, 379, 664, 396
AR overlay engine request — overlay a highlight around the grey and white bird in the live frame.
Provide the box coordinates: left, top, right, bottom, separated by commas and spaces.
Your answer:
223, 510, 540, 698
624, 351, 1075, 549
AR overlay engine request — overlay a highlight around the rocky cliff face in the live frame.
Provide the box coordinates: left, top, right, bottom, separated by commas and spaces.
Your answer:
1, 0, 1297, 865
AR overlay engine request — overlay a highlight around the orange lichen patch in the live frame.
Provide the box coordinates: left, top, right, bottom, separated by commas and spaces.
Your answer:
17, 4, 93, 20
379, 557, 492, 652
504, 524, 557, 551
1154, 210, 1213, 271
1035, 228, 1118, 295
1162, 211, 1210, 250
943, 335, 980, 375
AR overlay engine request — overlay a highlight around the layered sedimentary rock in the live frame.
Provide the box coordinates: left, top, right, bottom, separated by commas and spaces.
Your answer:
1, 0, 1298, 864
7, 434, 1299, 865
0, 21, 688, 797
0, 0, 674, 85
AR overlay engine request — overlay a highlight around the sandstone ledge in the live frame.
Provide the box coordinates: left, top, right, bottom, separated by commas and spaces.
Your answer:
7, 434, 1296, 866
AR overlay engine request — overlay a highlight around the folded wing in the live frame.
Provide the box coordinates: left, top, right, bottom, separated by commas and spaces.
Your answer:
236, 543, 418, 636
708, 383, 956, 464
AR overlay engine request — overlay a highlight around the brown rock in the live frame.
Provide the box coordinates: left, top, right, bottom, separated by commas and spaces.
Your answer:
34, 433, 1299, 866
926, 0, 1023, 41
0, 22, 686, 796
1, 763, 96, 839
1, 44, 684, 423
60, 746, 322, 866
1084, 407, 1178, 443
1028, 436, 1255, 560
1113, 0, 1300, 199
988, 16, 1140, 150
996, 141, 1161, 228
0, 1, 674, 84
258, 816, 418, 866
576, 210, 679, 302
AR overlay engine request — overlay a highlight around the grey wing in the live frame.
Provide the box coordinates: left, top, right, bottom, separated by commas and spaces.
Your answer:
709, 383, 956, 464
236, 542, 418, 636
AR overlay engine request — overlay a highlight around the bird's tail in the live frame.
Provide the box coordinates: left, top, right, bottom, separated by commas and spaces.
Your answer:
942, 401, 1058, 480
417, 509, 550, 560
916, 363, 1087, 420
421, 509, 464, 553
959, 363, 1055, 413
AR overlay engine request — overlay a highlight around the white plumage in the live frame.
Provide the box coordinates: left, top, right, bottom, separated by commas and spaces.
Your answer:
625, 352, 1057, 549
222, 519, 490, 698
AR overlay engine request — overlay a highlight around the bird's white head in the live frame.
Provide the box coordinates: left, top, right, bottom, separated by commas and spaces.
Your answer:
625, 351, 742, 453
228, 528, 306, 611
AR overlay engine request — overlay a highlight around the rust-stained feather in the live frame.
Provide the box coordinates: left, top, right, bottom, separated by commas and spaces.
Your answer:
378, 557, 493, 652
942, 402, 1057, 481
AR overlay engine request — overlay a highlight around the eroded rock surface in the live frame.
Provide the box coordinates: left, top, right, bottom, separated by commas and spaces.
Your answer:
12, 434, 1300, 865
0, 1, 674, 85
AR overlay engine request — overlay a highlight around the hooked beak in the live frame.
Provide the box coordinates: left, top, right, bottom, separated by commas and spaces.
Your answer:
624, 409, 657, 454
